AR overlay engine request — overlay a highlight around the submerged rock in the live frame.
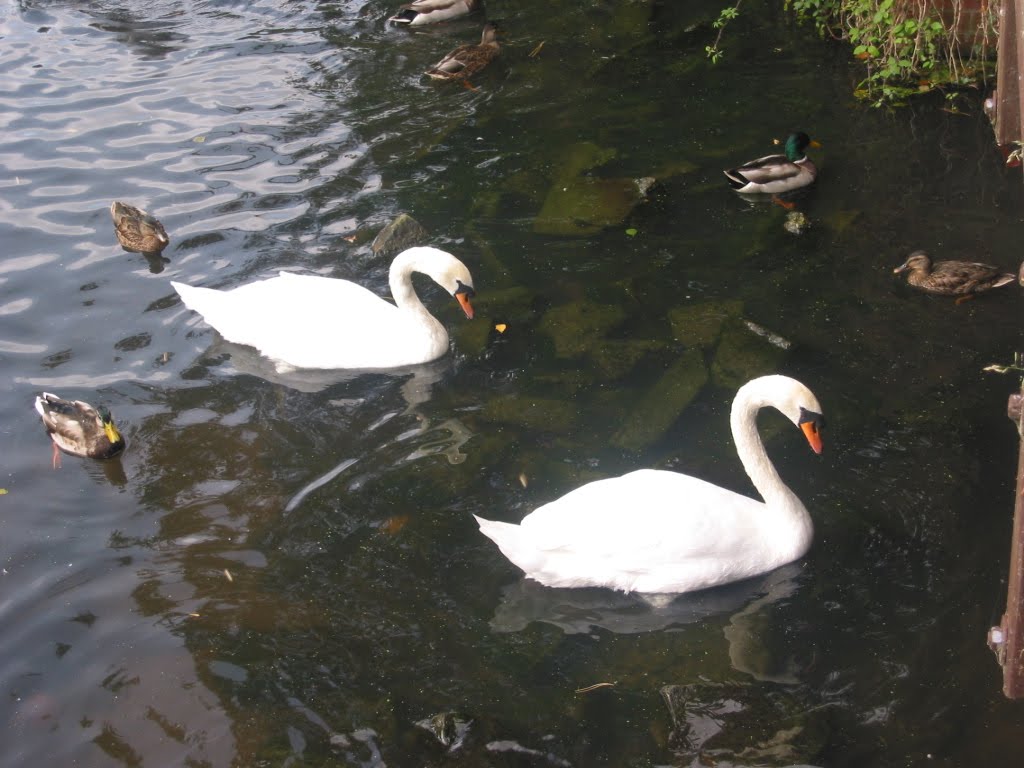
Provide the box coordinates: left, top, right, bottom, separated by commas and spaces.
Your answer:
667, 299, 744, 349
659, 682, 832, 765
415, 711, 472, 751
611, 346, 708, 451
533, 141, 651, 236
538, 299, 627, 358
783, 210, 810, 235
710, 318, 788, 390
371, 213, 428, 255
481, 394, 578, 433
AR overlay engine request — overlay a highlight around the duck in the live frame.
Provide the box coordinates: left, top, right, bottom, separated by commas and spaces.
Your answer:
893, 250, 1016, 299
724, 132, 821, 195
389, 0, 476, 25
425, 23, 499, 83
171, 246, 476, 371
474, 375, 825, 595
35, 392, 126, 468
111, 201, 169, 254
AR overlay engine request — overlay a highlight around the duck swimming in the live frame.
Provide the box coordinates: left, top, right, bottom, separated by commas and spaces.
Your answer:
475, 375, 824, 595
111, 201, 169, 254
389, 0, 476, 25
35, 393, 126, 468
893, 250, 1016, 299
171, 246, 475, 371
724, 132, 821, 195
425, 23, 500, 83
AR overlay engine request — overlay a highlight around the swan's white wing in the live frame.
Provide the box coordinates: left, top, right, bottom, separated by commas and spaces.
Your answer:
522, 469, 765, 561
480, 469, 783, 593
172, 272, 445, 369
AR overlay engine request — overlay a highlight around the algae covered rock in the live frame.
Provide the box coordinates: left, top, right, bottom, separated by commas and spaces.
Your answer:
611, 346, 707, 451
667, 299, 744, 349
533, 141, 651, 236
589, 338, 664, 379
480, 394, 578, 433
710, 318, 788, 390
371, 213, 428, 256
538, 299, 626, 358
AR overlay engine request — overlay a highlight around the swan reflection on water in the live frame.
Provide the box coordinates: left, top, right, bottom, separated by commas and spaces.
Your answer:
489, 564, 805, 683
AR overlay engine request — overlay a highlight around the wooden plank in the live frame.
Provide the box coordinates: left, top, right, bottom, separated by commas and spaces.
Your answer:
995, 0, 1023, 146
989, 389, 1024, 697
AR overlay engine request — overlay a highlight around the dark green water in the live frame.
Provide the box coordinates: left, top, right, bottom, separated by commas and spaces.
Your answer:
1, 1, 1022, 766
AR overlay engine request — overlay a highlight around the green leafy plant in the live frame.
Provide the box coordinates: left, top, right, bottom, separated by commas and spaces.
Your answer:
785, 0, 996, 105
706, 1, 743, 63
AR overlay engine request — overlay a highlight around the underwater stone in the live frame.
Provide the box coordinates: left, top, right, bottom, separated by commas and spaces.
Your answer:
611, 347, 707, 451
533, 141, 648, 236
481, 394, 578, 433
710, 318, 788, 390
589, 339, 664, 379
539, 299, 627, 358
667, 300, 744, 349
371, 213, 428, 255
534, 177, 648, 236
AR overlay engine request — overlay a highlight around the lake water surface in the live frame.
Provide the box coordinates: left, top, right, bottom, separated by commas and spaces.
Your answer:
2, 1, 1023, 766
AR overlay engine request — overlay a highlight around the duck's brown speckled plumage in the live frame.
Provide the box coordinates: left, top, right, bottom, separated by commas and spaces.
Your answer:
111, 201, 169, 254
35, 392, 125, 461
893, 251, 1015, 297
425, 23, 499, 82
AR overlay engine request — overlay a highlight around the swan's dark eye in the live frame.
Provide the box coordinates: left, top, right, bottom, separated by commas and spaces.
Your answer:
798, 407, 824, 431
455, 280, 475, 299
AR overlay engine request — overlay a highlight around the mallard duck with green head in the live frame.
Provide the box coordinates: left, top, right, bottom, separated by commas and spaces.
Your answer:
893, 251, 1015, 300
111, 201, 169, 255
35, 392, 126, 468
425, 23, 499, 83
724, 132, 821, 195
389, 0, 477, 25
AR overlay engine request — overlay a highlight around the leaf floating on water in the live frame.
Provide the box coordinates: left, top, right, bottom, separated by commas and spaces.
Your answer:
0, 488, 7, 495
528, 41, 545, 58
380, 514, 410, 535
495, 323, 507, 334
223, 568, 233, 582
625, 228, 638, 237
575, 681, 616, 695
193, 135, 206, 143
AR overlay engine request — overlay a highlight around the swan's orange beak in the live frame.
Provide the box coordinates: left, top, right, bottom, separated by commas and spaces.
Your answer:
455, 292, 474, 319
800, 420, 823, 454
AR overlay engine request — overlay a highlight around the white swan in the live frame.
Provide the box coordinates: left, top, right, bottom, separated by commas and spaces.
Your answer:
171, 246, 475, 371
474, 375, 825, 594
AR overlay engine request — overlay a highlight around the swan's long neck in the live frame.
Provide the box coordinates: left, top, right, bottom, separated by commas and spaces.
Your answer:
730, 384, 812, 547
388, 250, 443, 331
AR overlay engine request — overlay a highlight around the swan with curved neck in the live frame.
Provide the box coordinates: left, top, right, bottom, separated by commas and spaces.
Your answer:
171, 246, 475, 371
475, 375, 824, 594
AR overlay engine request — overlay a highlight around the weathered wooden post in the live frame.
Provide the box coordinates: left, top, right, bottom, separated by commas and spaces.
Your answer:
991, 0, 1024, 148
988, 388, 1024, 697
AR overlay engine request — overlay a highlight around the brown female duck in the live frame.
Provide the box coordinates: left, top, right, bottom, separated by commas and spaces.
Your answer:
893, 251, 1015, 300
111, 201, 169, 254
425, 23, 499, 84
